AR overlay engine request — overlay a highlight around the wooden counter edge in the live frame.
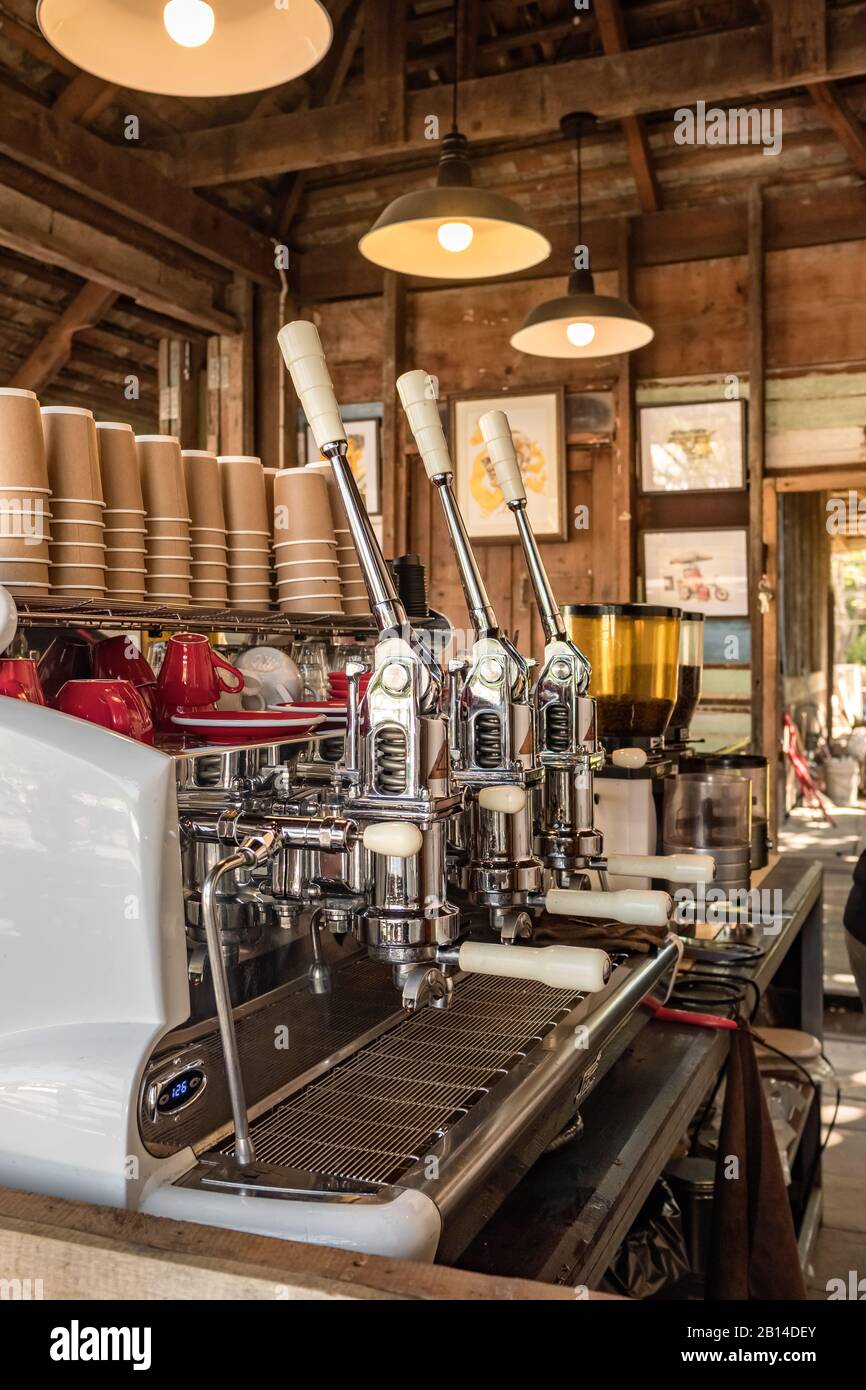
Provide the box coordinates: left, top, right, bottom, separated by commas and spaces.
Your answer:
0, 1186, 621, 1301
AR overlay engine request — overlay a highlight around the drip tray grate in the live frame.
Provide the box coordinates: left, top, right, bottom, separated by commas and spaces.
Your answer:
220, 973, 581, 1186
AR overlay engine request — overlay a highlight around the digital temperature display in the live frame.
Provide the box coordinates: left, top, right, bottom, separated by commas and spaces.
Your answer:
156, 1067, 205, 1115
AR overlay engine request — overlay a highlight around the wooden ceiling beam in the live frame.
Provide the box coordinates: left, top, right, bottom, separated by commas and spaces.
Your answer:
51, 72, 118, 125
0, 182, 237, 333
807, 80, 866, 178
593, 0, 660, 214
10, 280, 118, 392
272, 0, 365, 242
161, 5, 866, 185
0, 83, 277, 284
297, 182, 866, 302
365, 0, 407, 147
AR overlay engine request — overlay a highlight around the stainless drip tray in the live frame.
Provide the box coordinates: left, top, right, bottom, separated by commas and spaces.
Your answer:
219, 974, 582, 1186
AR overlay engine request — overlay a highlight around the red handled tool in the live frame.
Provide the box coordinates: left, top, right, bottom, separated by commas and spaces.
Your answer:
642, 995, 738, 1030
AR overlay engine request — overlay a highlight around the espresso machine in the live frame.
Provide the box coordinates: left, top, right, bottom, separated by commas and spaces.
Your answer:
0, 323, 688, 1267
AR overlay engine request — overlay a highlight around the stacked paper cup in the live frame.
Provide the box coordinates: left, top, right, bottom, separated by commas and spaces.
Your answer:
42, 405, 106, 599
220, 455, 271, 610
96, 423, 146, 601
183, 450, 228, 608
263, 466, 279, 603
305, 460, 370, 616
0, 388, 51, 599
273, 468, 343, 615
137, 435, 191, 604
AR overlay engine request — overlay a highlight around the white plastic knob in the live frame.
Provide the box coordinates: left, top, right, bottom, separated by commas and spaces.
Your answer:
0, 585, 18, 654
605, 852, 716, 884
362, 822, 423, 859
458, 940, 610, 993
611, 747, 648, 770
478, 410, 526, 505
545, 887, 672, 928
478, 785, 527, 814
277, 320, 347, 451
396, 370, 452, 479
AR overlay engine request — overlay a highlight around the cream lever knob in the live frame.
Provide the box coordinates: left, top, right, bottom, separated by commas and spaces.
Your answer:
362, 822, 423, 859
545, 887, 672, 928
605, 853, 716, 884
396, 370, 452, 480
277, 320, 347, 452
457, 941, 611, 993
479, 410, 526, 505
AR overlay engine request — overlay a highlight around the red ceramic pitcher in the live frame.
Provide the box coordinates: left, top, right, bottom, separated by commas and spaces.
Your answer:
55, 679, 154, 744
0, 658, 46, 705
156, 633, 244, 709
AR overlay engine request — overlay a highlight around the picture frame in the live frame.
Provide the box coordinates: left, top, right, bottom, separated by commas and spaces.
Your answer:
638, 399, 746, 494
642, 527, 749, 617
306, 417, 381, 515
450, 388, 566, 542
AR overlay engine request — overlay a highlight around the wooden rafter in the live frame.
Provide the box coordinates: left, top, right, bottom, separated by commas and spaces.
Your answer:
271, 0, 365, 242
0, 181, 236, 333
808, 80, 866, 178
593, 0, 660, 214
0, 83, 276, 283
10, 281, 118, 392
160, 5, 866, 185
365, 0, 407, 147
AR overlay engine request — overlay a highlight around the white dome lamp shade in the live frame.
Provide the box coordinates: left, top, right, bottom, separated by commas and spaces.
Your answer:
36, 0, 333, 98
359, 0, 550, 280
511, 113, 653, 359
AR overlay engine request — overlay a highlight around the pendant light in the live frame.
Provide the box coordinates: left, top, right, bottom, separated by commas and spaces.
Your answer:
510, 113, 654, 358
36, 0, 333, 98
359, 0, 550, 280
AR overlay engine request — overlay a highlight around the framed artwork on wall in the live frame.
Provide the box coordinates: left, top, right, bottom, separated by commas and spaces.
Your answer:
639, 399, 746, 494
642, 527, 749, 617
450, 388, 566, 541
306, 417, 382, 515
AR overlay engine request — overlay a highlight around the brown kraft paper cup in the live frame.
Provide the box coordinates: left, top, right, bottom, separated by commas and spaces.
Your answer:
304, 460, 351, 533
137, 435, 188, 519
274, 540, 337, 564
0, 389, 50, 491
96, 424, 144, 512
147, 538, 192, 560
50, 518, 105, 544
41, 407, 103, 502
106, 570, 146, 596
183, 450, 226, 532
51, 562, 108, 586
148, 557, 192, 578
273, 469, 335, 545
50, 542, 106, 567
279, 596, 343, 615
0, 535, 50, 562
219, 456, 269, 534
147, 517, 191, 540
50, 500, 105, 525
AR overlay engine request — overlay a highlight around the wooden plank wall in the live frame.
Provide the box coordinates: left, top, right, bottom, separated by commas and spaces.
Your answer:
300, 236, 866, 663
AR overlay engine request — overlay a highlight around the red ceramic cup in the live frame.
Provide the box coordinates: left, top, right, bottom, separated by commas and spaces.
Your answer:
93, 634, 156, 687
55, 679, 154, 744
156, 632, 244, 708
0, 658, 46, 705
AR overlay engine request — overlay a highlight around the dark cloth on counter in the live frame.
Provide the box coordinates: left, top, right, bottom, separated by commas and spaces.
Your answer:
532, 911, 667, 955
705, 1027, 806, 1301
843, 847, 866, 947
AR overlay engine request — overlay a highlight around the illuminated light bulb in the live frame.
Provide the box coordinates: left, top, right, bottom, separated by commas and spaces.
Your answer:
437, 221, 475, 254
566, 321, 596, 347
163, 0, 215, 48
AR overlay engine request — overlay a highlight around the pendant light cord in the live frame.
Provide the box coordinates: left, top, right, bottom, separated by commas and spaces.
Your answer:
576, 117, 583, 246
452, 0, 460, 133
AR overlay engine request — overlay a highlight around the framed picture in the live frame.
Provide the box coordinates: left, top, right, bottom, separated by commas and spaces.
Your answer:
450, 388, 566, 541
642, 527, 749, 617
306, 418, 381, 515
639, 399, 746, 493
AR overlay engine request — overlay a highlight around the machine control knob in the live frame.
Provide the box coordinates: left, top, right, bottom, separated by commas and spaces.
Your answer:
611, 747, 648, 769
479, 657, 504, 684
381, 662, 411, 694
